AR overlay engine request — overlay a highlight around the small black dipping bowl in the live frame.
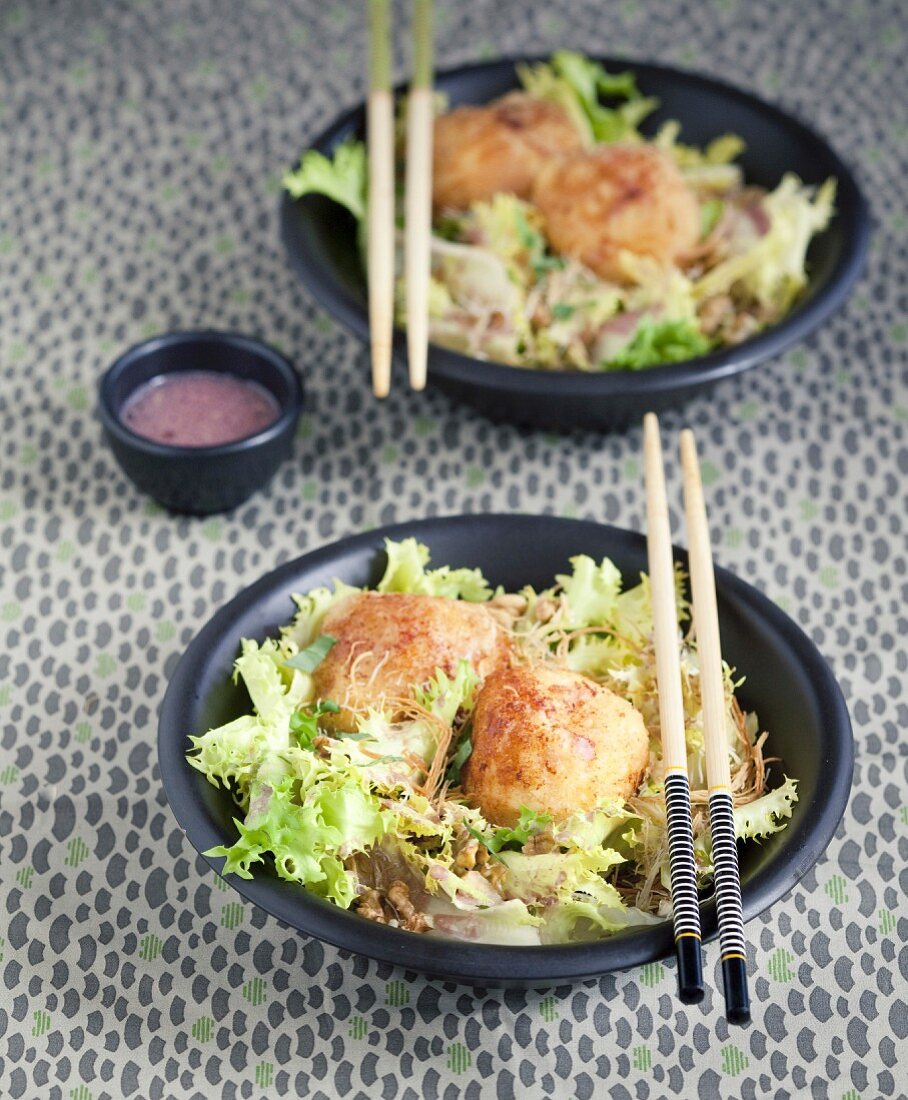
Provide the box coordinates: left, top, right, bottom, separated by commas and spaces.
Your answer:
99, 331, 304, 515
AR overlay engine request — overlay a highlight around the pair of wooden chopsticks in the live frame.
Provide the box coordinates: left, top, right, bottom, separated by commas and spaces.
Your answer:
644, 413, 750, 1025
368, 0, 433, 398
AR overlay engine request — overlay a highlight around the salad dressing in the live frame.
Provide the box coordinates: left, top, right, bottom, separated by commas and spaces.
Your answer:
121, 371, 280, 447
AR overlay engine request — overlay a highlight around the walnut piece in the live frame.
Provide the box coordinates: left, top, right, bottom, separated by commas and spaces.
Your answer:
454, 838, 479, 871
522, 831, 557, 855
356, 888, 387, 924
488, 593, 529, 616
387, 881, 431, 933
698, 294, 734, 337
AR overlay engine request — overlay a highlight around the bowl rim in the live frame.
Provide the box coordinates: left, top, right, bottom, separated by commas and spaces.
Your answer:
98, 329, 305, 458
158, 513, 854, 984
281, 53, 870, 398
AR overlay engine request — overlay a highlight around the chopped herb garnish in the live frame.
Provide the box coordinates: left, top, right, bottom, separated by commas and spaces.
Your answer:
290, 699, 340, 749
464, 823, 506, 863
489, 807, 554, 852
361, 754, 406, 767
700, 198, 725, 238
514, 207, 539, 250
446, 733, 473, 784
552, 302, 576, 321
531, 254, 566, 279
463, 806, 554, 856
284, 633, 336, 673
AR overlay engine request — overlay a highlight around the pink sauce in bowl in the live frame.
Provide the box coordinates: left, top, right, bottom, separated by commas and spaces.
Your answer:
120, 370, 281, 448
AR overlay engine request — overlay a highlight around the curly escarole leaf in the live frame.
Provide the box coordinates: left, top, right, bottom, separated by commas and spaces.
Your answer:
283, 138, 367, 222
517, 50, 657, 146
283, 580, 360, 650
289, 699, 340, 750
206, 770, 387, 907
499, 846, 630, 942
414, 660, 479, 725
557, 554, 623, 627
694, 777, 799, 877
187, 714, 281, 794
478, 807, 554, 854
603, 317, 711, 371
377, 537, 492, 601
693, 174, 836, 314
733, 776, 798, 841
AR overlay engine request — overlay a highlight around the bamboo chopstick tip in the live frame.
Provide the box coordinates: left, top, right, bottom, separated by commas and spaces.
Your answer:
679, 429, 698, 463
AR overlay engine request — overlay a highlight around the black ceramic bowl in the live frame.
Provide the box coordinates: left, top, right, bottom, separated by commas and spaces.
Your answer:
281, 56, 869, 431
99, 331, 304, 515
158, 514, 853, 987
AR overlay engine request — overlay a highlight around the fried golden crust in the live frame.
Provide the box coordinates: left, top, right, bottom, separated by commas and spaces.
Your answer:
463, 663, 650, 826
312, 592, 512, 732
532, 144, 700, 281
432, 92, 584, 210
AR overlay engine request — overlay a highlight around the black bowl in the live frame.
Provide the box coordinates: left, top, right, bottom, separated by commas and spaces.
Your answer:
281, 56, 869, 431
158, 514, 853, 987
99, 331, 304, 515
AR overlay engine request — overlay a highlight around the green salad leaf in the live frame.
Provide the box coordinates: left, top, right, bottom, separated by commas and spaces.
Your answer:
414, 660, 479, 725
207, 765, 386, 907
488, 807, 554, 852
283, 580, 360, 650
289, 699, 341, 749
602, 317, 711, 371
517, 50, 658, 146
282, 138, 367, 222
465, 807, 555, 855
284, 633, 336, 674
378, 537, 492, 601
733, 775, 799, 841
446, 733, 473, 784
557, 553, 623, 628
693, 175, 836, 315
700, 198, 725, 238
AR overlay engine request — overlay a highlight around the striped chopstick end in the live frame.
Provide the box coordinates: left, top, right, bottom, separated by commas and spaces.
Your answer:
664, 771, 704, 1003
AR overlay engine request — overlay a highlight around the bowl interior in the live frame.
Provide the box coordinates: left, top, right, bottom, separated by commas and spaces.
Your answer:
159, 515, 852, 984
286, 57, 859, 349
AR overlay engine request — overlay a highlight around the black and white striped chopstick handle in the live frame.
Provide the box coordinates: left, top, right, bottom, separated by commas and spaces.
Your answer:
664, 770, 704, 1003
709, 788, 750, 1024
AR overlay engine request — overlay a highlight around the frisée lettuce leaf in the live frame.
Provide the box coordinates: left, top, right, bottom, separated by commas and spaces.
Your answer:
378, 537, 493, 601
693, 174, 836, 314
602, 317, 711, 371
517, 50, 658, 145
282, 138, 367, 223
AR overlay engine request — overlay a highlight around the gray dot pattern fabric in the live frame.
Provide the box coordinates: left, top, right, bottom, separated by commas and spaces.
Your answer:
1, 1, 905, 1098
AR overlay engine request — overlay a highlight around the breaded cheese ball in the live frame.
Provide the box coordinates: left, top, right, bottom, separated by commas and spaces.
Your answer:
312, 592, 511, 732
531, 144, 700, 281
463, 663, 650, 826
433, 92, 584, 210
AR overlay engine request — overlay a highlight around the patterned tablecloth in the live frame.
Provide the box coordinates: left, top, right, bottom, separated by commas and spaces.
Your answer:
1, 1, 905, 1097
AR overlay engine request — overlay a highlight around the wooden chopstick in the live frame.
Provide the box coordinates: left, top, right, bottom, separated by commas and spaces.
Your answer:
367, 0, 394, 398
680, 429, 751, 1025
642, 413, 704, 1006
404, 0, 434, 391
